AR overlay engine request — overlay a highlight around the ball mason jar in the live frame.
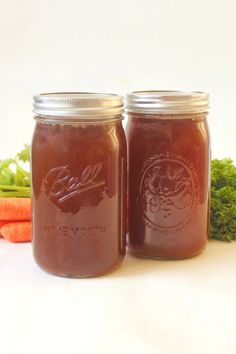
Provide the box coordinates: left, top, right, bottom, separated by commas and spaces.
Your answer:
32, 93, 127, 277
126, 91, 210, 259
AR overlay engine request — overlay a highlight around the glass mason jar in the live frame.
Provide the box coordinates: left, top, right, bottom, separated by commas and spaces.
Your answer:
126, 91, 210, 259
32, 93, 127, 277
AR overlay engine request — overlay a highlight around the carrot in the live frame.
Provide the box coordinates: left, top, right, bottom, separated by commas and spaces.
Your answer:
0, 220, 9, 228
0, 220, 9, 237
1, 221, 32, 242
0, 198, 31, 221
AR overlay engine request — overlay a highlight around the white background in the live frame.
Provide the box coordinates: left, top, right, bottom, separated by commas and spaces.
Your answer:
1, 1, 236, 354
1, 241, 236, 354
0, 0, 236, 160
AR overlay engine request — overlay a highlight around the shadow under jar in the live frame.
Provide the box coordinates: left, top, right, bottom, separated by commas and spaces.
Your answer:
126, 91, 210, 259
32, 93, 127, 277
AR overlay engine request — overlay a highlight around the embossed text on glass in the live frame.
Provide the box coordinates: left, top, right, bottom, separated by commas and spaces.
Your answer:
44, 162, 105, 203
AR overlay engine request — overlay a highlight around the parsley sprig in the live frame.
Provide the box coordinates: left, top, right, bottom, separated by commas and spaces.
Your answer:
210, 158, 236, 241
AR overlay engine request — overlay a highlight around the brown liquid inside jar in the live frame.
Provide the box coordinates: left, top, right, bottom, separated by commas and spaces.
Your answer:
126, 91, 210, 259
32, 93, 126, 277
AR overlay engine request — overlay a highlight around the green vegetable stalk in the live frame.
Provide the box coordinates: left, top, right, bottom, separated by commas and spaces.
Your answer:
0, 145, 30, 198
210, 158, 236, 242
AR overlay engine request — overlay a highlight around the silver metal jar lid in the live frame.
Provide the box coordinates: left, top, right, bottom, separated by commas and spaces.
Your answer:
33, 92, 124, 119
126, 91, 209, 114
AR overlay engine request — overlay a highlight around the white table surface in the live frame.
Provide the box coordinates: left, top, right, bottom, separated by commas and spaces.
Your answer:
0, 239, 236, 354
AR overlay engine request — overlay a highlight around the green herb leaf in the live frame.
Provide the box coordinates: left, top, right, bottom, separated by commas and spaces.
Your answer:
16, 144, 30, 163
210, 158, 236, 242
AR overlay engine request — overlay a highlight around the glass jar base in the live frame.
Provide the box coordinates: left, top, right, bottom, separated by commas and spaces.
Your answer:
34, 256, 125, 278
128, 246, 206, 261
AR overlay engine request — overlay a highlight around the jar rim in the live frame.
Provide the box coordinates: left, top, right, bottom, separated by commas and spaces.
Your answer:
126, 90, 209, 114
33, 92, 124, 119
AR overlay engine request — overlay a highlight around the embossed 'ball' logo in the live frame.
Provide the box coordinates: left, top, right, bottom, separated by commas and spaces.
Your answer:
139, 158, 196, 229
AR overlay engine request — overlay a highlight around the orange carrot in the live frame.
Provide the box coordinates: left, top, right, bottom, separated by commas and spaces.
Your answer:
0, 198, 31, 221
0, 220, 9, 237
0, 220, 9, 228
1, 221, 32, 242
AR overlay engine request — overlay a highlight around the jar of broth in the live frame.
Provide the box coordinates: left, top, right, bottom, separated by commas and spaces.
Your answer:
32, 93, 126, 277
126, 91, 210, 259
